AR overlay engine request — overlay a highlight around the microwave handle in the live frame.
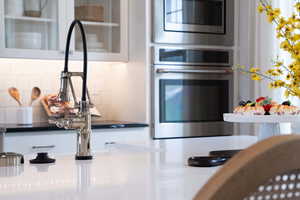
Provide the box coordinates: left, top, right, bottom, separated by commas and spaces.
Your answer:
156, 69, 232, 74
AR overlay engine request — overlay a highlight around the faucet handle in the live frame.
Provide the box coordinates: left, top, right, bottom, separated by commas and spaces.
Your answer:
49, 117, 72, 129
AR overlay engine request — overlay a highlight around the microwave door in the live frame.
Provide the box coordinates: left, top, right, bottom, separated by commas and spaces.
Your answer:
164, 0, 225, 34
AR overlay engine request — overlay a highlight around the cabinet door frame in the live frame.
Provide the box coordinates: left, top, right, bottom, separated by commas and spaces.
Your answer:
0, 0, 67, 60
0, 0, 128, 62
0, 0, 4, 49
70, 0, 129, 62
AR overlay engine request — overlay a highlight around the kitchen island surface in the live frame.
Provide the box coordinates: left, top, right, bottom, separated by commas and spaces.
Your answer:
0, 136, 258, 200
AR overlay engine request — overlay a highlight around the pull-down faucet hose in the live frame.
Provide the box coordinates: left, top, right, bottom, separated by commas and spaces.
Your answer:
63, 20, 88, 102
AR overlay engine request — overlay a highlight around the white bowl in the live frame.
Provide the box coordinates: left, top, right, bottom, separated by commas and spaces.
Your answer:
14, 32, 42, 49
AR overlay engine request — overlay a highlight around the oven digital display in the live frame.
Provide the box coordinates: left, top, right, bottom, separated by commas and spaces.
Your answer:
159, 79, 229, 123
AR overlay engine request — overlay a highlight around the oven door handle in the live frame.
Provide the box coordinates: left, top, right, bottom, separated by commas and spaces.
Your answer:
156, 69, 232, 74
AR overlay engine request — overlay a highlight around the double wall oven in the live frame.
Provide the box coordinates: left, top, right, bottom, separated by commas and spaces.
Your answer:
152, 47, 234, 139
153, 0, 234, 46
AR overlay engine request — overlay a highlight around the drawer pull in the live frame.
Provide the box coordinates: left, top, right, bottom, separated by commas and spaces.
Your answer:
32, 145, 56, 149
110, 124, 126, 128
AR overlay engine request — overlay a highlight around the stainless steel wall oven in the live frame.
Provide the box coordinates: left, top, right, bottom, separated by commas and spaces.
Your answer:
152, 47, 234, 139
153, 0, 235, 46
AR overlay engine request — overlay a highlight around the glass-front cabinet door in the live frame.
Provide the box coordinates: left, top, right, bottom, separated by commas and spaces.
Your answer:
0, 0, 66, 58
0, 0, 128, 61
70, 0, 127, 61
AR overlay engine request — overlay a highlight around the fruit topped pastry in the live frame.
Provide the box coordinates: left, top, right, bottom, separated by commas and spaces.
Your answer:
234, 97, 300, 116
234, 100, 265, 115
270, 101, 300, 115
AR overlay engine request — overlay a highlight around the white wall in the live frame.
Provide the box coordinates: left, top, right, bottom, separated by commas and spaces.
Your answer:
107, 0, 148, 123
237, 0, 258, 135
0, 59, 120, 122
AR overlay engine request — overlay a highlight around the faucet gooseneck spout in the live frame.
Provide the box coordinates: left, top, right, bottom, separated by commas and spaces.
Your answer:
63, 20, 88, 102
59, 20, 88, 103
51, 20, 94, 160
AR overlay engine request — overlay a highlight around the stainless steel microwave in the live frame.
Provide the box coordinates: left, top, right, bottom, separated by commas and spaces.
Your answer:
152, 0, 235, 46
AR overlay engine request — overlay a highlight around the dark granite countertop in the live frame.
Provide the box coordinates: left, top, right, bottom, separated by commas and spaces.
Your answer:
0, 121, 148, 133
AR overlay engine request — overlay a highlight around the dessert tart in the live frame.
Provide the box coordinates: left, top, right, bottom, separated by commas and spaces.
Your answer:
269, 105, 300, 115
234, 105, 265, 115
233, 97, 300, 116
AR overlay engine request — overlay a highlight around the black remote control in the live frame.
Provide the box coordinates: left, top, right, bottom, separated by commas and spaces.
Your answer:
188, 156, 230, 167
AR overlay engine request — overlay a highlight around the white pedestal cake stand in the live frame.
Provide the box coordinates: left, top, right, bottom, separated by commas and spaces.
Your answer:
223, 113, 300, 141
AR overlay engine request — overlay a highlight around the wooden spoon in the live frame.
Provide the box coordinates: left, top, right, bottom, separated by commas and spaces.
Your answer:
30, 87, 41, 106
8, 87, 22, 106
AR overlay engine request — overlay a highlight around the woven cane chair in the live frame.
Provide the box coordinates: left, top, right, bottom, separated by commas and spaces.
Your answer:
194, 135, 300, 200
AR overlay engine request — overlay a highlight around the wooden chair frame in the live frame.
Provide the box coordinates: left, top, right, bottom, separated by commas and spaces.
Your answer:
194, 135, 300, 200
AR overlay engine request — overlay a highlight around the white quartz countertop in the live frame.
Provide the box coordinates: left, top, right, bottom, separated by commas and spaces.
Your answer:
0, 136, 258, 200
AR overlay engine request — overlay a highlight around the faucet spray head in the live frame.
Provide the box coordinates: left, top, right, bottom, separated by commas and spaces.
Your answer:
57, 71, 70, 103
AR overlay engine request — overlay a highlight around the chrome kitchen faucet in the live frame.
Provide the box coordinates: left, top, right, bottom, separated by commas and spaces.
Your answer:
49, 20, 94, 160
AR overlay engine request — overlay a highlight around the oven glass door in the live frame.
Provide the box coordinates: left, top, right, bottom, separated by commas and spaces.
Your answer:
164, 0, 225, 34
153, 67, 233, 139
160, 79, 229, 123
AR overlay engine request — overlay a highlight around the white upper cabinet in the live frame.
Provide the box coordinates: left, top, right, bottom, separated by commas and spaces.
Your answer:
0, 0, 128, 61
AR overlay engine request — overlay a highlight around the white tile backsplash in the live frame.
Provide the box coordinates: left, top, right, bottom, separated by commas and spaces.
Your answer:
0, 58, 119, 123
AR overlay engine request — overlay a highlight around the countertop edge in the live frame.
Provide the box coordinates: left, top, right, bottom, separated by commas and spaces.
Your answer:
2, 121, 149, 133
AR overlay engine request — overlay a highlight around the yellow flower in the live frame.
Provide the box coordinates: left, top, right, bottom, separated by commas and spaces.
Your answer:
287, 14, 297, 24
278, 17, 287, 26
267, 14, 275, 22
276, 32, 284, 38
274, 61, 283, 67
266, 5, 272, 10
249, 67, 260, 73
273, 8, 281, 16
285, 26, 292, 32
275, 80, 285, 87
295, 2, 300, 12
289, 64, 295, 70
266, 69, 275, 75
266, 8, 281, 22
284, 90, 291, 98
269, 82, 275, 88
235, 1, 300, 99
276, 69, 283, 74
251, 74, 262, 81
257, 3, 264, 13
280, 40, 290, 51
291, 34, 300, 42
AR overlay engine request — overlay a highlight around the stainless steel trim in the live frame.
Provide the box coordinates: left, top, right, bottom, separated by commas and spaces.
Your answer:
0, 152, 24, 167
153, 47, 234, 66
152, 0, 234, 45
32, 145, 56, 149
165, 23, 225, 34
0, 128, 6, 152
156, 68, 232, 74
